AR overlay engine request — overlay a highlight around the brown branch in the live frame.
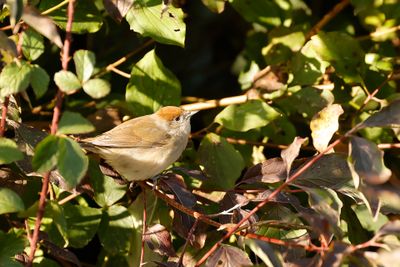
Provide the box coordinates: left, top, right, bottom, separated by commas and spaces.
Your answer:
0, 96, 9, 136
306, 0, 351, 39
27, 0, 75, 265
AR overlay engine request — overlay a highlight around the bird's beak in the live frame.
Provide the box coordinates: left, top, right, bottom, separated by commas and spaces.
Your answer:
185, 109, 198, 118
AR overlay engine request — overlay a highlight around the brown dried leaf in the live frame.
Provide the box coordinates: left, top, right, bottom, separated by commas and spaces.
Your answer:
206, 244, 253, 267
144, 224, 176, 257
242, 157, 287, 184
22, 6, 63, 48
310, 104, 343, 153
281, 137, 307, 179
103, 0, 134, 22
321, 242, 351, 267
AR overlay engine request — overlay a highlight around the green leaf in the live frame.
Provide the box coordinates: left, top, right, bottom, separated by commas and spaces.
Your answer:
30, 64, 50, 99
310, 104, 344, 153
82, 78, 111, 99
57, 111, 95, 135
0, 188, 25, 214
0, 61, 32, 97
88, 159, 127, 207
197, 133, 244, 190
125, 49, 181, 116
43, 201, 69, 246
126, 0, 186, 47
21, 28, 44, 61
63, 203, 102, 248
357, 99, 400, 129
0, 230, 26, 267
349, 136, 392, 185
98, 205, 134, 254
0, 138, 23, 164
39, 0, 103, 34
57, 137, 88, 188
32, 135, 61, 173
7, 0, 23, 27
73, 50, 96, 82
229, 0, 281, 26
54, 70, 81, 93
215, 100, 281, 132
308, 32, 365, 83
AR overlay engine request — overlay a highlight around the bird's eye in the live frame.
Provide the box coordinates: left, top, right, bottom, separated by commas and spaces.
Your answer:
174, 116, 181, 122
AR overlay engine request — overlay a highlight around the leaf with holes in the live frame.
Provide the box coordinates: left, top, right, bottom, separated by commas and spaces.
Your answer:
206, 244, 253, 267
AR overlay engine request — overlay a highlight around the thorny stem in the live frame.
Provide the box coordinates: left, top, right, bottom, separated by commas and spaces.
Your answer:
27, 0, 75, 265
0, 96, 9, 137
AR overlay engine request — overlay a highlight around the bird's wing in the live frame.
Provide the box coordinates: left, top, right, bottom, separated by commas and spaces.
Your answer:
81, 116, 170, 148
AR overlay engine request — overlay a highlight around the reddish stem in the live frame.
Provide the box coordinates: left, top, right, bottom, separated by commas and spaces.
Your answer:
0, 96, 9, 137
26, 0, 75, 265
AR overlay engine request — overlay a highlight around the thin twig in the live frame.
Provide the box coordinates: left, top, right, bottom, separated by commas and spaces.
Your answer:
140, 188, 147, 267
0, 96, 9, 136
27, 1, 75, 265
357, 25, 400, 41
306, 0, 351, 39
42, 0, 70, 15
108, 66, 131, 78
58, 192, 82, 205
377, 143, 400, 149
94, 39, 155, 78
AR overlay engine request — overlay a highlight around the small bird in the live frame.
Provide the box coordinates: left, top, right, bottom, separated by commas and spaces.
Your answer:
80, 106, 197, 181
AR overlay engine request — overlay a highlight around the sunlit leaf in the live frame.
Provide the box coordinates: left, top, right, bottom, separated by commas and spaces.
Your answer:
197, 133, 244, 190
82, 78, 111, 99
73, 50, 96, 83
125, 49, 181, 116
215, 100, 281, 132
349, 136, 391, 185
57, 111, 95, 135
54, 70, 81, 93
22, 6, 63, 48
0, 61, 32, 98
0, 188, 25, 214
229, 0, 281, 26
0, 138, 23, 164
308, 32, 365, 83
21, 28, 44, 61
242, 157, 286, 184
126, 0, 186, 47
39, 0, 103, 34
310, 104, 343, 153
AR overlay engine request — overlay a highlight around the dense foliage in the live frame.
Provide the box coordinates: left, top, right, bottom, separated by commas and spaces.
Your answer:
0, 0, 400, 266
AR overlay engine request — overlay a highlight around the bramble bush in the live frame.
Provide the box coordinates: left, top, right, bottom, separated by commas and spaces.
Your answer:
0, 0, 400, 266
